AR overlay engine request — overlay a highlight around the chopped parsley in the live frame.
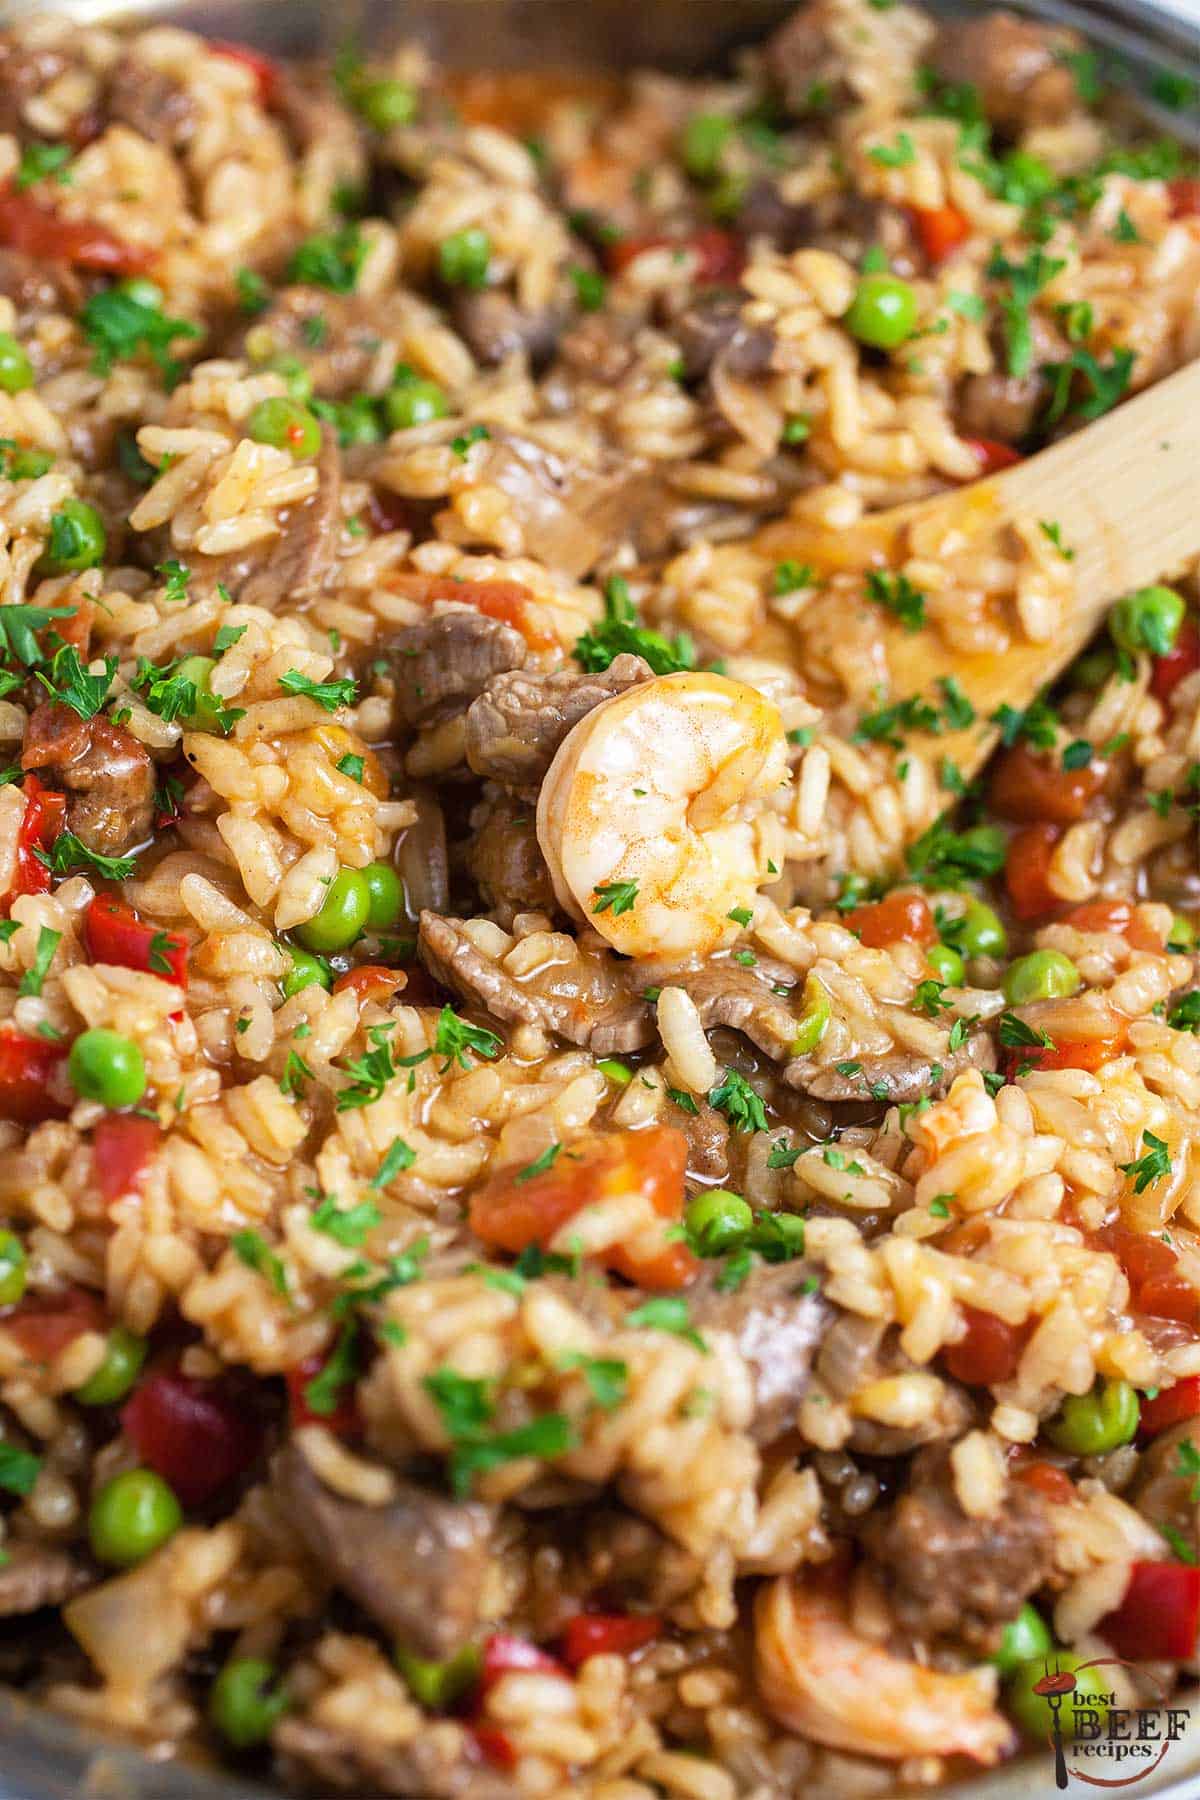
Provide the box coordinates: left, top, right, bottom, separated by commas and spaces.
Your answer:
335, 1025, 398, 1110
303, 1320, 360, 1416
559, 1352, 628, 1411
156, 559, 190, 603
450, 425, 490, 458
515, 1143, 561, 1182
912, 978, 951, 1017
235, 268, 270, 315
1168, 991, 1200, 1034
1120, 1129, 1172, 1194
447, 1414, 575, 1500
708, 1068, 768, 1133
592, 879, 639, 917
574, 575, 695, 677
1039, 520, 1075, 561
867, 569, 926, 632
80, 286, 200, 387
231, 1229, 289, 1298
288, 225, 366, 293
311, 1195, 381, 1247
279, 669, 358, 712
986, 248, 1065, 378
868, 131, 916, 168
1043, 347, 1135, 426
998, 1012, 1055, 1051
626, 1295, 707, 1351
0, 1443, 42, 1496
371, 1137, 416, 1186
336, 752, 365, 783
433, 1006, 502, 1070
34, 832, 136, 882
18, 926, 60, 999
15, 143, 72, 192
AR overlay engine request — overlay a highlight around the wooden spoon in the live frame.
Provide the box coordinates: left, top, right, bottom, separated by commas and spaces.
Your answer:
754, 359, 1200, 808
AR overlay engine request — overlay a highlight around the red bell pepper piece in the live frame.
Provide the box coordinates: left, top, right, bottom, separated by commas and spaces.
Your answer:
910, 202, 969, 263
0, 188, 151, 274
0, 1026, 68, 1123
561, 1613, 661, 1668
470, 1726, 517, 1769
121, 1366, 263, 1508
208, 40, 281, 108
12, 776, 66, 901
1101, 1561, 1200, 1662
963, 436, 1023, 476
84, 893, 188, 988
1005, 822, 1062, 921
93, 1114, 160, 1205
1167, 178, 1200, 219
1151, 617, 1200, 705
607, 227, 744, 283
1140, 1377, 1200, 1439
943, 1308, 1028, 1387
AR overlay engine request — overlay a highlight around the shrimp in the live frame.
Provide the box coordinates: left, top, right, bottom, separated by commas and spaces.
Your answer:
536, 671, 787, 959
754, 1574, 1012, 1764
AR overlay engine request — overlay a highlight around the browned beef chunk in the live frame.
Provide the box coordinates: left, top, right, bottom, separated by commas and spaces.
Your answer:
1130, 1418, 1200, 1547
674, 961, 799, 1063
276, 1717, 518, 1800
273, 68, 365, 183
271, 1443, 494, 1662
450, 290, 565, 369
666, 289, 776, 383
957, 370, 1044, 445
815, 1315, 973, 1456
687, 1259, 830, 1444
22, 702, 155, 858
0, 249, 80, 315
0, 1543, 88, 1616
465, 653, 651, 789
736, 181, 820, 251
465, 789, 555, 918
387, 611, 527, 733
860, 1446, 1053, 1644
419, 910, 653, 1057
575, 1508, 705, 1612
557, 311, 641, 386
240, 434, 342, 608
931, 12, 1081, 134
107, 57, 196, 147
0, 41, 71, 136
792, 1030, 997, 1104
762, 2, 848, 114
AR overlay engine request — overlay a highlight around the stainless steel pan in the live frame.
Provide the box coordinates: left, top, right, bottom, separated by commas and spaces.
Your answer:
0, 0, 1197, 1795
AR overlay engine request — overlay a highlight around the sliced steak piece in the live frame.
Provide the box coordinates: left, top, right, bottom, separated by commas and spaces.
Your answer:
557, 311, 641, 386
276, 1717, 518, 1800
419, 911, 653, 1057
956, 369, 1044, 446
22, 702, 155, 858
687, 1259, 830, 1444
791, 1030, 997, 1104
465, 788, 555, 918
0, 1543, 89, 1616
450, 290, 565, 369
465, 653, 651, 789
387, 611, 527, 733
860, 1446, 1053, 1645
240, 434, 342, 608
271, 1442, 494, 1662
931, 11, 1081, 134
107, 57, 197, 147
667, 289, 776, 384
676, 961, 799, 1063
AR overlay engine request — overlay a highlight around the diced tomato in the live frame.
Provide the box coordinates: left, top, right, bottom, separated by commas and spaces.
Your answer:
1005, 822, 1062, 921
1, 1285, 105, 1359
1140, 1377, 1200, 1439
84, 893, 188, 988
121, 1366, 263, 1508
561, 1613, 661, 1668
852, 890, 936, 949
1150, 616, 1200, 704
1015, 1459, 1074, 1505
1101, 1561, 1200, 1662
1061, 900, 1164, 953
1167, 178, 1200, 219
0, 1026, 68, 1123
963, 437, 1023, 475
332, 965, 404, 1005
285, 1349, 362, 1438
943, 1307, 1028, 1386
208, 40, 281, 107
1012, 1027, 1129, 1080
480, 1634, 563, 1688
990, 742, 1105, 825
469, 1125, 696, 1291
0, 189, 151, 274
1104, 1226, 1198, 1328
12, 776, 67, 901
910, 202, 969, 263
92, 1114, 160, 1205
607, 229, 744, 283
470, 1726, 517, 1770
1137, 1274, 1198, 1325
388, 573, 555, 651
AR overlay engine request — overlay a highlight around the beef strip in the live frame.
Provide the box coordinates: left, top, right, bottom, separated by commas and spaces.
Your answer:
0, 1543, 89, 1616
241, 434, 342, 607
666, 289, 777, 384
465, 788, 555, 918
860, 1445, 1053, 1645
22, 702, 155, 858
675, 961, 799, 1063
574, 1507, 705, 1613
275, 1717, 518, 1800
465, 653, 651, 789
736, 180, 820, 252
419, 910, 653, 1057
792, 1030, 998, 1104
687, 1259, 831, 1444
271, 1442, 494, 1662
107, 56, 197, 147
387, 611, 527, 733
450, 290, 565, 369
236, 288, 421, 400
956, 369, 1044, 445
931, 11, 1081, 135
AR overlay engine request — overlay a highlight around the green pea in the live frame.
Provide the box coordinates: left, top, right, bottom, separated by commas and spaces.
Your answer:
790, 973, 831, 1056
1006, 1652, 1111, 1743
74, 1326, 148, 1406
990, 1603, 1052, 1677
958, 824, 1007, 870
116, 276, 164, 310
596, 1058, 632, 1086
383, 377, 448, 431
246, 396, 321, 460
314, 394, 384, 447
68, 1029, 146, 1109
394, 1641, 482, 1709
685, 1188, 753, 1255
0, 1229, 26, 1306
926, 942, 965, 987
89, 1468, 182, 1567
267, 354, 313, 403
1003, 949, 1081, 1005
844, 273, 919, 350
362, 861, 403, 932
680, 113, 732, 180
1110, 585, 1186, 658
438, 228, 492, 291
1071, 644, 1116, 691
296, 868, 371, 953
1045, 1378, 1140, 1457
352, 78, 418, 133
1168, 914, 1196, 953
282, 946, 332, 998
955, 898, 1008, 959
38, 498, 106, 574
0, 332, 33, 394
210, 1656, 290, 1749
